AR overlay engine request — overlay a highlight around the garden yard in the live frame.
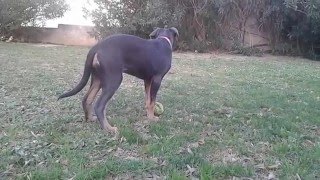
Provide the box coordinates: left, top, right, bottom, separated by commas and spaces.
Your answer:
0, 42, 319, 179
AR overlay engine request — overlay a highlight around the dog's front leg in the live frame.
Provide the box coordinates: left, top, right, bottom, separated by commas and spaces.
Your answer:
147, 76, 162, 121
144, 80, 151, 110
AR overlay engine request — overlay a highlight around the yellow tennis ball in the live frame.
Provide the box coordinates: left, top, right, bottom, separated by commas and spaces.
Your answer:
154, 102, 164, 116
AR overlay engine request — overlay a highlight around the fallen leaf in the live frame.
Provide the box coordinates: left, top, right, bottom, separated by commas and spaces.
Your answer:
267, 164, 280, 170
81, 141, 86, 148
61, 159, 69, 166
31, 131, 38, 138
119, 137, 126, 143
303, 140, 315, 147
190, 143, 199, 148
107, 148, 114, 153
187, 148, 193, 155
255, 164, 265, 170
68, 173, 77, 180
160, 160, 167, 167
177, 147, 184, 154
268, 172, 276, 180
198, 138, 205, 145
186, 165, 196, 176
38, 161, 45, 166
296, 173, 302, 180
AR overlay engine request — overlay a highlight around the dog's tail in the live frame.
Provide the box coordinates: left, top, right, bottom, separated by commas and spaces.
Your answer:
58, 46, 97, 100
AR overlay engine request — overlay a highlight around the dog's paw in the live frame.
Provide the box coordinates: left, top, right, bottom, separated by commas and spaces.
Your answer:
111, 126, 118, 134
148, 115, 160, 122
88, 116, 97, 122
110, 127, 119, 139
102, 126, 120, 140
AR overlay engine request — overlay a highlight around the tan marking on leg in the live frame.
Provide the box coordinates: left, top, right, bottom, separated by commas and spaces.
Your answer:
85, 77, 101, 122
145, 81, 158, 120
99, 102, 119, 134
147, 99, 159, 121
101, 112, 119, 135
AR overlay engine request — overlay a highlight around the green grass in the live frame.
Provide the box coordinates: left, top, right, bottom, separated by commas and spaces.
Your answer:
0, 42, 319, 179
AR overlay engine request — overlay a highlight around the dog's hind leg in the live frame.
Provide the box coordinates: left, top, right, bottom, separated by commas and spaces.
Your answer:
82, 73, 101, 122
94, 72, 123, 134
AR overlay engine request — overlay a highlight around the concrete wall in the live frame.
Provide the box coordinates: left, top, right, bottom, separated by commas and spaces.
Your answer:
13, 24, 97, 46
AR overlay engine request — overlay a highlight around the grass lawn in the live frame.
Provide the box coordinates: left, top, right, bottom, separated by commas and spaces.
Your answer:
0, 42, 319, 180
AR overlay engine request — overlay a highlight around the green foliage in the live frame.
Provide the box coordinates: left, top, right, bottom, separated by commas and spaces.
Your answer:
0, 0, 68, 36
86, 0, 184, 38
271, 43, 296, 56
86, 0, 320, 57
86, 0, 211, 46
86, 0, 270, 53
260, 0, 320, 58
285, 0, 320, 58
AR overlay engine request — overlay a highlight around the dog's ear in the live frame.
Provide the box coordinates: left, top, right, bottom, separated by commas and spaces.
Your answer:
149, 28, 160, 39
169, 27, 179, 38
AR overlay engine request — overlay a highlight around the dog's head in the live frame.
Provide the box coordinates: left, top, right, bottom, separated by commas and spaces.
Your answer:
149, 27, 179, 43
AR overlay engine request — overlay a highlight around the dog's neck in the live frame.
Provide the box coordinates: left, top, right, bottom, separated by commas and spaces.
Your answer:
158, 36, 172, 49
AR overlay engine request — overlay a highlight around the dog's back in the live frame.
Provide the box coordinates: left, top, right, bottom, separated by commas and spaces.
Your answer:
95, 34, 172, 79
98, 34, 171, 56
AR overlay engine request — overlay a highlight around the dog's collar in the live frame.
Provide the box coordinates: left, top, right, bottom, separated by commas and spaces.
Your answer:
158, 36, 172, 49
